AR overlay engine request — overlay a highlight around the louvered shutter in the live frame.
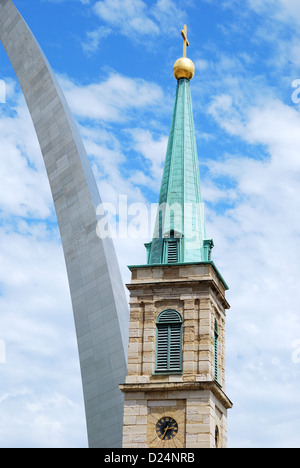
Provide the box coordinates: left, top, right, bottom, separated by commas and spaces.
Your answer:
169, 324, 182, 370
167, 240, 178, 263
156, 310, 182, 373
214, 320, 219, 382
158, 309, 181, 323
156, 325, 169, 371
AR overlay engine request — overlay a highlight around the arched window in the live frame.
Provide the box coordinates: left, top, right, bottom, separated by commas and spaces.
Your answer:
155, 310, 183, 373
214, 319, 219, 382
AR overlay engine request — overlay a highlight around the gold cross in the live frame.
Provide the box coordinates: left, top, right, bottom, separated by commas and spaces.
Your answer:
181, 25, 190, 58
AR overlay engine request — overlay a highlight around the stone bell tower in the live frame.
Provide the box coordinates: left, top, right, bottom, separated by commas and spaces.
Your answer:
120, 26, 232, 449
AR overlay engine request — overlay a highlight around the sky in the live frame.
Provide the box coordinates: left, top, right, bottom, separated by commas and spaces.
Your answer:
0, 0, 300, 448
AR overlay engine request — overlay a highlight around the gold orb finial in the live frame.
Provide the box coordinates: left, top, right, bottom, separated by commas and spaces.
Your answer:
173, 25, 195, 81
173, 57, 195, 80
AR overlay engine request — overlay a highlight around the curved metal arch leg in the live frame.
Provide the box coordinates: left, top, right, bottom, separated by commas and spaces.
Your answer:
0, 0, 129, 448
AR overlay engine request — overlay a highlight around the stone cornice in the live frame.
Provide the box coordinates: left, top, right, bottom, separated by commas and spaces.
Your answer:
126, 263, 230, 310
119, 380, 233, 410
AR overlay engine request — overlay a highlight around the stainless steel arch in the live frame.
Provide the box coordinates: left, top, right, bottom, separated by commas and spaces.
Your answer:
0, 0, 129, 448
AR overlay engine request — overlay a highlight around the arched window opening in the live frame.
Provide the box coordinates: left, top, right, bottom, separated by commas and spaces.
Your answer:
156, 310, 183, 373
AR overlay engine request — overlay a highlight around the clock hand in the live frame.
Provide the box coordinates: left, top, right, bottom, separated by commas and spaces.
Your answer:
162, 426, 171, 439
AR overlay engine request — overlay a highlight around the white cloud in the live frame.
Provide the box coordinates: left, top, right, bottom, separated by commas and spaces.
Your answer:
0, 92, 52, 219
204, 87, 300, 446
127, 128, 168, 191
151, 0, 187, 35
82, 26, 112, 53
94, 0, 159, 37
85, 0, 186, 51
58, 72, 164, 122
0, 223, 87, 447
0, 389, 85, 448
248, 0, 300, 24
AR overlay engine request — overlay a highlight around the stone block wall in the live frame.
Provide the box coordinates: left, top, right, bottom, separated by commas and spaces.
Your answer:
120, 263, 232, 448
125, 263, 229, 387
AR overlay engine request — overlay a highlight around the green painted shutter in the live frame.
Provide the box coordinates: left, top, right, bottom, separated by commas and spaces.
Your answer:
169, 324, 182, 370
156, 310, 182, 373
167, 240, 178, 263
156, 325, 169, 371
214, 319, 219, 382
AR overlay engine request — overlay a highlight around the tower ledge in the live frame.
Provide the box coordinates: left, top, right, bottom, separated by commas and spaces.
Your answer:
127, 261, 230, 310
119, 381, 233, 410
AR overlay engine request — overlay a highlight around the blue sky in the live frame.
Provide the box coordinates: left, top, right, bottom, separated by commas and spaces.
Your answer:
1, 0, 300, 448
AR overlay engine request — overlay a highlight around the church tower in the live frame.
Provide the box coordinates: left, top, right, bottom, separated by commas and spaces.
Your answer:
120, 26, 232, 449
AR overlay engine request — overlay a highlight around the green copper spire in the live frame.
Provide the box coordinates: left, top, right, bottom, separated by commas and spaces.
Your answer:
146, 34, 214, 265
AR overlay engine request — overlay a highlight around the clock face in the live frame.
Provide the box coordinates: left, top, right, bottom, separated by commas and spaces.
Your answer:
156, 417, 178, 440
